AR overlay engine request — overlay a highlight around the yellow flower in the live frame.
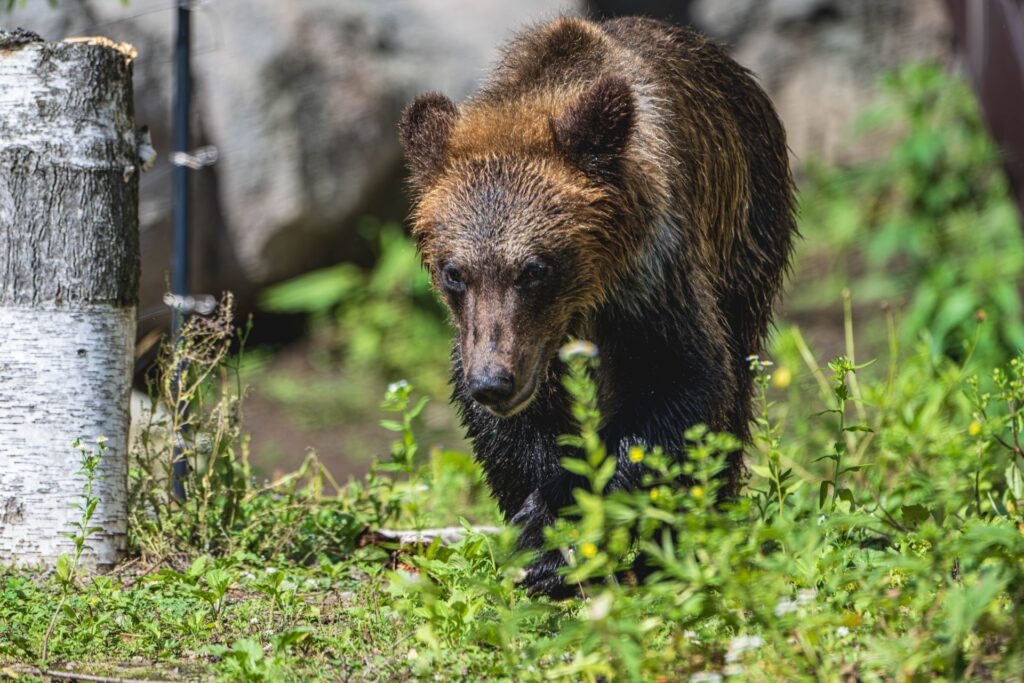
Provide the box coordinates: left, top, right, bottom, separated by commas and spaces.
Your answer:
772, 366, 792, 390
581, 542, 598, 558
691, 486, 704, 499
968, 420, 981, 437
650, 487, 660, 502
628, 446, 645, 463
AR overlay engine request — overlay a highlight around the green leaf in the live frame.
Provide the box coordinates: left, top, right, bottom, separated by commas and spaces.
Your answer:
231, 637, 265, 666
407, 396, 430, 420
260, 264, 363, 313
819, 481, 830, 509
942, 573, 1010, 647
1006, 459, 1024, 501
204, 568, 232, 598
900, 504, 930, 526
560, 458, 593, 478
55, 554, 73, 584
272, 626, 311, 654
594, 457, 617, 491
843, 424, 874, 433
557, 435, 585, 448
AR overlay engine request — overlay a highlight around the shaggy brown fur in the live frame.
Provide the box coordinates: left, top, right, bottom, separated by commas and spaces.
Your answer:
399, 16, 796, 597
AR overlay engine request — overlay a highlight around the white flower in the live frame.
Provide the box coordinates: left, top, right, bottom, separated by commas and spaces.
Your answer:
726, 634, 764, 663
387, 380, 409, 394
817, 514, 827, 525
836, 626, 850, 637
690, 673, 723, 683
586, 592, 613, 621
775, 589, 816, 616
773, 598, 798, 616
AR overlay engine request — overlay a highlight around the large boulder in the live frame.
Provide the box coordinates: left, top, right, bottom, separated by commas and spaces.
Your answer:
5, 1, 581, 320
687, 0, 953, 164
596, 0, 953, 164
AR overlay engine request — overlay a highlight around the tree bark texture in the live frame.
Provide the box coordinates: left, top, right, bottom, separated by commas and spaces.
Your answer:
0, 35, 140, 570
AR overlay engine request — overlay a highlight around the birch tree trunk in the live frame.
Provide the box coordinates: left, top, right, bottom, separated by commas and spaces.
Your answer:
0, 31, 140, 570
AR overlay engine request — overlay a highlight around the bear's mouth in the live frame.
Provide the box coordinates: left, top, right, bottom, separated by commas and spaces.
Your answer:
478, 346, 549, 418
484, 378, 541, 418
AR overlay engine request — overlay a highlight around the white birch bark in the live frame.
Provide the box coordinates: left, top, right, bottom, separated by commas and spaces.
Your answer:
0, 32, 140, 571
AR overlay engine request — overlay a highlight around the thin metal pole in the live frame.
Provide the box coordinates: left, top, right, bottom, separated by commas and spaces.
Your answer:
171, 1, 191, 499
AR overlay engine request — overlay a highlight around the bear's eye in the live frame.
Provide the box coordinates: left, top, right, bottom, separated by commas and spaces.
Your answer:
516, 259, 550, 289
441, 263, 465, 292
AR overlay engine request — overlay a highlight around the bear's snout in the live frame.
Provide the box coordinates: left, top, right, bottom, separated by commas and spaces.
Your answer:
467, 367, 515, 407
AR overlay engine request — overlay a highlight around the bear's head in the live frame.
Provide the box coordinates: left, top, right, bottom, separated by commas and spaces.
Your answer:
399, 76, 637, 417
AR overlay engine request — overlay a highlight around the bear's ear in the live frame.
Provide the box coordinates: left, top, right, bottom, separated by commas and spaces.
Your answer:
398, 92, 460, 188
550, 75, 636, 179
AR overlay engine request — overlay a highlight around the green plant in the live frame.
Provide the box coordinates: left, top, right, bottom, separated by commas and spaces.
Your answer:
816, 355, 872, 511
3, 297, 1024, 679
967, 355, 1024, 516
39, 437, 107, 663
208, 628, 311, 683
747, 356, 804, 519
130, 293, 252, 556
794, 63, 1024, 365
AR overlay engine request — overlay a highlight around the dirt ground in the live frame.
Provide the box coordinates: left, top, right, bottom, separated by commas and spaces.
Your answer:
240, 339, 467, 482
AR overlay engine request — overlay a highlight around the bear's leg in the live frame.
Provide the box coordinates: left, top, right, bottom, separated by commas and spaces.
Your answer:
511, 482, 581, 598
522, 382, 736, 596
510, 449, 652, 597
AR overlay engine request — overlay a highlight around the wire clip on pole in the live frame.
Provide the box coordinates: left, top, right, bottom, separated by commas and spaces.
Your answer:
170, 145, 218, 169
163, 292, 218, 317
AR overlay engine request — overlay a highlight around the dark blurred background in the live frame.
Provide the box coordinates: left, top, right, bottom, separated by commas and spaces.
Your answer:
6, 0, 1023, 480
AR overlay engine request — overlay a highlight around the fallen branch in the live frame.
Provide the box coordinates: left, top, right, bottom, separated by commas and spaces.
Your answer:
4, 665, 171, 683
366, 526, 502, 546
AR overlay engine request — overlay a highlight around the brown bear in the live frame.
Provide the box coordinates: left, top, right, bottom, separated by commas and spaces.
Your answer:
398, 16, 797, 597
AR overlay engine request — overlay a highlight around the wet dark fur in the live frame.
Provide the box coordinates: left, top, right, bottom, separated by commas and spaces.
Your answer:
399, 17, 797, 597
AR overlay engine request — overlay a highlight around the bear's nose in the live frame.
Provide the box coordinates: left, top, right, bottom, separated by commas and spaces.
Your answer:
468, 369, 515, 406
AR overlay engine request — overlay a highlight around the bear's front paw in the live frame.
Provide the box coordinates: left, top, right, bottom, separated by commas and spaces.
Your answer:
522, 550, 578, 599
511, 491, 578, 599
510, 490, 555, 549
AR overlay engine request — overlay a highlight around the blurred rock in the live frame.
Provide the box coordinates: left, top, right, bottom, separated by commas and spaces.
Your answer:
592, 0, 953, 164
5, 0, 580, 326
688, 0, 953, 165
